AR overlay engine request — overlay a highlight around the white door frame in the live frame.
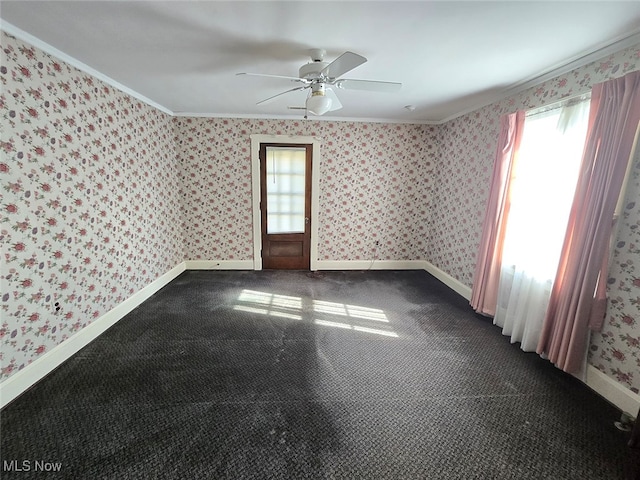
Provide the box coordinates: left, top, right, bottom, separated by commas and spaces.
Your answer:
250, 134, 321, 271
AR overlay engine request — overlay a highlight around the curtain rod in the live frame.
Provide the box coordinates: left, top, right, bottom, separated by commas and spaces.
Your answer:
526, 91, 592, 117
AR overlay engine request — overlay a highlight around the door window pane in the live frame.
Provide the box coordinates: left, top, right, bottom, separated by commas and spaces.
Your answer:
266, 147, 306, 234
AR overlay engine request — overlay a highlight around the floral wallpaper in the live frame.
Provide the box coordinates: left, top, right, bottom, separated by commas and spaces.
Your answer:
0, 32, 183, 381
589, 144, 640, 391
430, 42, 640, 392
176, 118, 438, 262
2, 25, 639, 397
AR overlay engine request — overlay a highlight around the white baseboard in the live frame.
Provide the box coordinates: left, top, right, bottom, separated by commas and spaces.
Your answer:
0, 262, 186, 409
585, 364, 640, 415
315, 260, 426, 271
314, 260, 473, 301
414, 263, 640, 413
421, 260, 472, 300
5, 258, 636, 416
185, 260, 254, 270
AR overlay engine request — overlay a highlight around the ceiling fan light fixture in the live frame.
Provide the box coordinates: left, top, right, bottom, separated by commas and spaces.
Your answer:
306, 86, 333, 115
246, 49, 400, 116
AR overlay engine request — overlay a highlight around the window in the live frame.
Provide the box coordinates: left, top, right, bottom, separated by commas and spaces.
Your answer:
494, 96, 591, 350
501, 97, 591, 282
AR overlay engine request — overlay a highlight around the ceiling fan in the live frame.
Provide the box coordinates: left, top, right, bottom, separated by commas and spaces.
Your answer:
237, 48, 401, 116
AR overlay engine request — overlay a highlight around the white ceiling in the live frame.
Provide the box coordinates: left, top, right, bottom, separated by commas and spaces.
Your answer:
2, 1, 640, 123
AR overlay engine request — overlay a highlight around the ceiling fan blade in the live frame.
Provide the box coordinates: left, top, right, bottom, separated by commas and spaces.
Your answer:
237, 72, 308, 84
325, 87, 343, 111
256, 86, 308, 105
320, 51, 367, 79
334, 79, 402, 92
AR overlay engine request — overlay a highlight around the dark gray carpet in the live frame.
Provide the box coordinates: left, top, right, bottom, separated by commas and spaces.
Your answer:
1, 270, 637, 479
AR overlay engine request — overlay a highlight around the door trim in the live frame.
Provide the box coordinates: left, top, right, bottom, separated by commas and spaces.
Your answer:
250, 134, 321, 271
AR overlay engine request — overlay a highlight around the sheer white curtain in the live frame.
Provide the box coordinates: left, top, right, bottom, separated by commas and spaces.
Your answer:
493, 99, 590, 351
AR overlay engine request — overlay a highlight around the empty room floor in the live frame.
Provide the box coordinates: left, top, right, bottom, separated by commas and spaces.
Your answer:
1, 270, 636, 479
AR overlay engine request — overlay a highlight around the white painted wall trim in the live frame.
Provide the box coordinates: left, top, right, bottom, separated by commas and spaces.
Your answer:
586, 364, 640, 416
0, 262, 186, 409
417, 261, 640, 414
315, 259, 473, 303
173, 111, 438, 125
5, 257, 636, 415
315, 260, 426, 271
185, 260, 254, 270
250, 134, 322, 271
1, 21, 173, 116
438, 31, 640, 124
421, 260, 472, 300
3, 21, 638, 125
309, 144, 321, 272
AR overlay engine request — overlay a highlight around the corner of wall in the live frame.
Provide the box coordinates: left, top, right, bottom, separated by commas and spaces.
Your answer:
421, 260, 472, 300
0, 263, 186, 409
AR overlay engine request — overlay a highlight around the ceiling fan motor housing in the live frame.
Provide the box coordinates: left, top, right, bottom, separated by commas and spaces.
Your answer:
299, 61, 329, 80
310, 83, 326, 96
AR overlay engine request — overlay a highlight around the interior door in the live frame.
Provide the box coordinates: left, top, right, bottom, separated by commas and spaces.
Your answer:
260, 143, 312, 270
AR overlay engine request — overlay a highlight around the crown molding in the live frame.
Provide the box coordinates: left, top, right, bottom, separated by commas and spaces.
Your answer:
2, 19, 639, 126
172, 111, 439, 125
438, 29, 640, 124
0, 20, 173, 116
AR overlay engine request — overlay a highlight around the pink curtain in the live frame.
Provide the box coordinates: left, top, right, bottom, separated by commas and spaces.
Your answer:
470, 111, 525, 316
537, 71, 640, 373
